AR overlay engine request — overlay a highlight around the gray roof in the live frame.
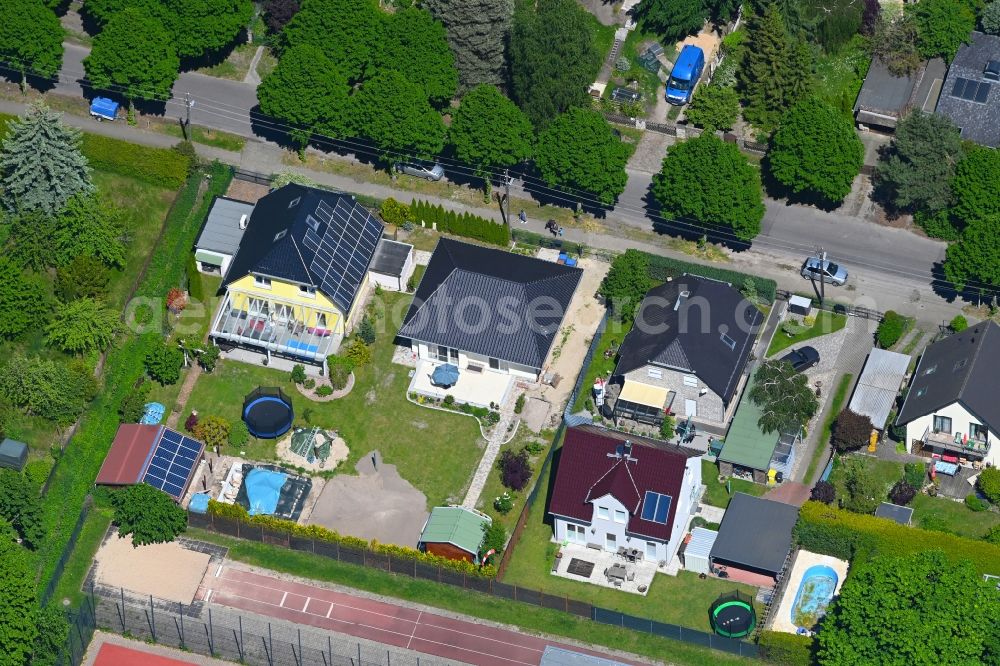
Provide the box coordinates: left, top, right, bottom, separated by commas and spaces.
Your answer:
935, 32, 1000, 147
875, 502, 913, 525
896, 320, 1000, 432
855, 57, 947, 129
848, 349, 911, 430
540, 647, 630, 666
710, 493, 798, 575
196, 197, 254, 255
398, 238, 582, 370
369, 239, 412, 277
685, 526, 718, 560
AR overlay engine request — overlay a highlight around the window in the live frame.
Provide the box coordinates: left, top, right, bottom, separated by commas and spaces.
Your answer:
489, 357, 500, 370
971, 423, 988, 442
299, 285, 316, 297
316, 313, 327, 328
605, 533, 617, 552
645, 542, 657, 560
683, 375, 698, 388
449, 348, 459, 361
923, 364, 937, 376
433, 345, 449, 362
566, 523, 586, 544
288, 196, 301, 208
614, 509, 627, 524
933, 415, 952, 434
597, 506, 610, 520
647, 367, 663, 380
253, 275, 271, 288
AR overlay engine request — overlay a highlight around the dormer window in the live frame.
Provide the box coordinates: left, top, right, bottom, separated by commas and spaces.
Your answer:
273, 229, 287, 242
288, 196, 301, 208
254, 275, 271, 288
985, 60, 1000, 82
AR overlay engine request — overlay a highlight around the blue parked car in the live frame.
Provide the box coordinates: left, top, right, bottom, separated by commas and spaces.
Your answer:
89, 97, 119, 121
665, 45, 705, 105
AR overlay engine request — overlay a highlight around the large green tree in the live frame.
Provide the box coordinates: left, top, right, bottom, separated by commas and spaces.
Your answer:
818, 551, 1000, 664
0, 469, 43, 549
350, 70, 446, 160
632, 0, 707, 41
0, 354, 87, 424
84, 9, 180, 108
872, 9, 922, 76
749, 360, 819, 434
943, 215, 1000, 291
684, 85, 740, 131
0, 0, 63, 91
281, 0, 382, 82
0, 521, 38, 666
951, 145, 1000, 227
111, 483, 187, 546
1, 103, 94, 216
908, 0, 976, 62
652, 133, 764, 241
371, 8, 457, 107
449, 85, 533, 177
509, 0, 602, 128
423, 0, 513, 90
768, 97, 864, 205
598, 250, 653, 322
54, 194, 129, 268
257, 44, 351, 148
46, 298, 121, 354
874, 111, 963, 214
534, 107, 630, 205
0, 259, 48, 340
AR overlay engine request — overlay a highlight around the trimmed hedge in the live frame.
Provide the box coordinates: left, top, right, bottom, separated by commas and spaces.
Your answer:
207, 500, 496, 578
758, 631, 813, 665
81, 134, 191, 189
409, 200, 510, 246
794, 500, 1000, 574
645, 253, 777, 304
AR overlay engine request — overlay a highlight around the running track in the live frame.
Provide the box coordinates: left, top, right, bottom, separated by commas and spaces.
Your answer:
203, 567, 640, 666
94, 643, 198, 665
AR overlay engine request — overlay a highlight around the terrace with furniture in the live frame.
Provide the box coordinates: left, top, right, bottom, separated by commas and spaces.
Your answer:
919, 425, 991, 462
551, 542, 658, 595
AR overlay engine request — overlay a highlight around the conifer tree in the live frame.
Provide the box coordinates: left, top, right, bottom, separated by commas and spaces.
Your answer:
423, 0, 514, 91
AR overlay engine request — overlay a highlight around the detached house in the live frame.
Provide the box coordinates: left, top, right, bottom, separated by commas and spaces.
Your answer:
549, 426, 702, 565
895, 320, 1000, 467
612, 275, 763, 427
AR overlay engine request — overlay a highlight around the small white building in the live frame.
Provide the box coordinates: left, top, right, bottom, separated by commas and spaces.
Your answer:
194, 196, 255, 276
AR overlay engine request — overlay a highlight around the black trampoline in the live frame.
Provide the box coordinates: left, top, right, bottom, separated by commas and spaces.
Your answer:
709, 590, 757, 638
243, 387, 294, 439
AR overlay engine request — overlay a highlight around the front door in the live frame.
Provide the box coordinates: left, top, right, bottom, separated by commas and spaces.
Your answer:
566, 523, 586, 544
685, 399, 698, 417
605, 533, 617, 552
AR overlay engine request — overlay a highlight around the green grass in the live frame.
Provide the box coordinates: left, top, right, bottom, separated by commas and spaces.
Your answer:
474, 427, 555, 534
767, 310, 848, 357
910, 494, 1000, 539
189, 528, 752, 665
49, 507, 112, 606
700, 460, 769, 508
803, 373, 854, 484
900, 329, 926, 356
610, 27, 674, 114
161, 124, 246, 152
195, 43, 259, 81
813, 35, 871, 115
588, 16, 618, 68
827, 455, 904, 499
183, 292, 484, 508
501, 460, 762, 633
570, 323, 623, 412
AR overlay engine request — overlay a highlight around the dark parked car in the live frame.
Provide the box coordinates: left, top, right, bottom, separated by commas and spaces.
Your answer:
781, 346, 820, 372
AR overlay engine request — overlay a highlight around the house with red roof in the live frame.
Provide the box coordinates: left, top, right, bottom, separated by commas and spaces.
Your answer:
548, 426, 702, 566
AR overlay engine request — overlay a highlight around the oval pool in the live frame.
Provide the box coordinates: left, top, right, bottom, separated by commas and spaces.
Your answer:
791, 564, 839, 630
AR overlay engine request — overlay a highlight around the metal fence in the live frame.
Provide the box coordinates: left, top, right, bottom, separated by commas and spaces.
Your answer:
39, 496, 92, 605
233, 167, 275, 186
776, 289, 884, 321
54, 591, 98, 666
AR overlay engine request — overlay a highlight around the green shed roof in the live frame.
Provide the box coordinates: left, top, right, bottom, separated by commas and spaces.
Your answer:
718, 375, 779, 471
419, 506, 490, 555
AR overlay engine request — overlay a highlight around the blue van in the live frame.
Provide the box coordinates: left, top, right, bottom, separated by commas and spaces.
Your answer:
665, 45, 705, 105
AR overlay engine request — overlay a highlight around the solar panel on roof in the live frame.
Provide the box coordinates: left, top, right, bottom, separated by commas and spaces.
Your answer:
975, 82, 991, 103
640, 491, 672, 524
641, 491, 658, 521
654, 494, 672, 523
141, 429, 203, 499
952, 77, 967, 97
963, 80, 979, 100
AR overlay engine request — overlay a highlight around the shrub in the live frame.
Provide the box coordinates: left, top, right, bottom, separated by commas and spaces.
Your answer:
904, 462, 927, 489
498, 448, 532, 491
327, 355, 353, 390
443, 394, 455, 407
482, 521, 507, 556
976, 467, 1000, 504
514, 393, 526, 414
171, 140, 199, 175
194, 415, 231, 451
81, 133, 190, 188
524, 440, 545, 455
877, 311, 906, 348
303, 378, 316, 390
409, 199, 510, 246
23, 459, 53, 489
379, 197, 411, 226
811, 480, 837, 504
358, 316, 376, 345
144, 340, 184, 385
782, 318, 810, 336
493, 491, 514, 514
198, 345, 220, 372
184, 412, 199, 432
118, 380, 151, 424
758, 630, 813, 665
659, 414, 676, 440
316, 385, 333, 397
165, 288, 187, 314
984, 525, 1000, 544
889, 480, 917, 506
949, 314, 968, 332
966, 494, 988, 511
831, 409, 874, 453
345, 339, 372, 367
290, 364, 307, 384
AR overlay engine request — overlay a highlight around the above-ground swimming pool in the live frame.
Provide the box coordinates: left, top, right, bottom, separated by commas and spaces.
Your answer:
791, 564, 839, 629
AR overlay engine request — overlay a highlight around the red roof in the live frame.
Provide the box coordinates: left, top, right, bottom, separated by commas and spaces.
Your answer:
549, 427, 694, 542
95, 424, 160, 486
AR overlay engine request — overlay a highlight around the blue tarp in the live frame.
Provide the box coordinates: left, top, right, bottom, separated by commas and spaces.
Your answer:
431, 363, 460, 387
90, 97, 119, 120
189, 493, 210, 514
140, 402, 165, 425
244, 468, 287, 516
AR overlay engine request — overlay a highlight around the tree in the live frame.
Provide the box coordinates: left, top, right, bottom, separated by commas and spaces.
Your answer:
811, 480, 837, 504
876, 310, 906, 347
652, 133, 765, 241
449, 85, 533, 177
632, 0, 707, 42
684, 85, 740, 131
977, 467, 1000, 504
229, 420, 250, 448
281, 0, 382, 82
32, 604, 71, 666
943, 215, 1000, 290
198, 345, 220, 372
0, 469, 44, 548
740, 4, 813, 131
84, 9, 180, 108
871, 10, 922, 76
951, 145, 1000, 227
111, 483, 187, 546
0, 354, 87, 424
118, 380, 151, 424
509, 0, 602, 127
264, 0, 300, 33
423, 0, 513, 91
358, 316, 376, 345
481, 520, 507, 557
0, 0, 63, 91
875, 111, 963, 214
371, 8, 457, 107
345, 338, 372, 366
949, 314, 969, 332
840, 458, 883, 513
194, 415, 231, 451
768, 97, 864, 205
46, 298, 121, 354
817, 550, 1000, 664
498, 448, 532, 491
831, 409, 874, 453
908, 0, 976, 62
534, 107, 630, 205
55, 256, 111, 302
599, 250, 653, 322
351, 70, 446, 159
257, 44, 351, 149
888, 480, 917, 505
290, 364, 307, 384
984, 0, 1000, 35
985, 524, 1000, 544
0, 522, 39, 665
1, 103, 94, 216
749, 360, 819, 434
0, 260, 48, 340
144, 340, 184, 385
156, 0, 253, 61
659, 414, 677, 440
54, 194, 129, 268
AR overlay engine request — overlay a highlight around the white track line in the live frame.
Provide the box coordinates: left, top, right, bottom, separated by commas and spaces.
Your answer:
406, 611, 422, 650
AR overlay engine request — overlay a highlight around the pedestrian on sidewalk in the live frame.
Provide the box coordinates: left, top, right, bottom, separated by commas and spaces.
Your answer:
558, 226, 564, 237
519, 209, 527, 224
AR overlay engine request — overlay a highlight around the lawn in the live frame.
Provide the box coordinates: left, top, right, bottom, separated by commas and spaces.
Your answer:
910, 494, 1000, 539
812, 35, 872, 115
827, 455, 903, 497
49, 506, 112, 607
196, 43, 259, 81
701, 460, 768, 509
474, 427, 556, 534
570, 323, 621, 412
803, 372, 854, 484
501, 459, 761, 633
767, 310, 848, 357
160, 124, 247, 152
182, 291, 485, 508
190, 529, 752, 666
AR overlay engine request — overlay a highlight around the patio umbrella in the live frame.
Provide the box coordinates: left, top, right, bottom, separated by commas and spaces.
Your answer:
431, 363, 460, 388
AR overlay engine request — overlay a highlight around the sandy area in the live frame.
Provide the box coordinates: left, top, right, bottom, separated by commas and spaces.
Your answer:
225, 179, 270, 203
94, 533, 211, 604
770, 550, 850, 635
275, 428, 349, 473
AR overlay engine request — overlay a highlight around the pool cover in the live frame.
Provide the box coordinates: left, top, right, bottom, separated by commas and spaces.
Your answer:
243, 468, 287, 515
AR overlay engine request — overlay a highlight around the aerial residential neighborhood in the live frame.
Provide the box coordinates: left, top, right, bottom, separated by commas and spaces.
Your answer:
1, 1, 999, 666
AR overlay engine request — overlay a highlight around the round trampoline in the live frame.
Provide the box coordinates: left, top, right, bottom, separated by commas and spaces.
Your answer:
243, 387, 294, 439
709, 591, 757, 638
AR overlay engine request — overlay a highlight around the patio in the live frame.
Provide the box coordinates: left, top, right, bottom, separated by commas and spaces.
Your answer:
551, 543, 658, 595
934, 463, 981, 499
408, 359, 514, 409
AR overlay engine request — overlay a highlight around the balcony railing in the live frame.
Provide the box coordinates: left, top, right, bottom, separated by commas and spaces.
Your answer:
922, 427, 990, 458
211, 296, 341, 361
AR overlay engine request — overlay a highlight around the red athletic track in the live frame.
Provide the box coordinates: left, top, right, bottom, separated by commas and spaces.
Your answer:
204, 567, 642, 666
94, 643, 198, 666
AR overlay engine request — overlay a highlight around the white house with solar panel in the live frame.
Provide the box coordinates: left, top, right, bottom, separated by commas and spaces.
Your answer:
207, 184, 414, 369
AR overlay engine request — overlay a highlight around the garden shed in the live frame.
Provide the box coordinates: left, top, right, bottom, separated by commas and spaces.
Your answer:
0, 438, 28, 471
681, 526, 718, 575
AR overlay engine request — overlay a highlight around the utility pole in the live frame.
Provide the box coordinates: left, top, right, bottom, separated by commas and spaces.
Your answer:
814, 245, 826, 305
495, 169, 512, 226
182, 92, 194, 141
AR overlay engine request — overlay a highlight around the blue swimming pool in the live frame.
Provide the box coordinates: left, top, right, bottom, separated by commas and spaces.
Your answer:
791, 564, 838, 629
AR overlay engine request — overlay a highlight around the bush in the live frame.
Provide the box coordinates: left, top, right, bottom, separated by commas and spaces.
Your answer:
358, 316, 376, 345
194, 415, 231, 451
81, 133, 190, 188
831, 409, 874, 453
904, 462, 927, 489
984, 525, 1000, 544
118, 380, 151, 424
811, 480, 837, 504
889, 480, 917, 506
976, 467, 1000, 504
198, 345, 220, 372
327, 355, 353, 390
644, 253, 776, 303
23, 459, 53, 489
228, 420, 249, 448
379, 197, 411, 226
303, 378, 316, 390
144, 340, 184, 385
659, 414, 676, 440
877, 311, 906, 348
614, 55, 630, 71
758, 630, 813, 665
514, 393, 525, 414
498, 448, 532, 491
171, 140, 199, 175
781, 318, 810, 336
290, 364, 306, 384
523, 440, 545, 455
482, 521, 507, 557
184, 412, 199, 432
409, 199, 510, 246
965, 494, 988, 511
345, 339, 372, 367
316, 385, 333, 397
493, 491, 514, 514
949, 314, 968, 332
443, 394, 455, 407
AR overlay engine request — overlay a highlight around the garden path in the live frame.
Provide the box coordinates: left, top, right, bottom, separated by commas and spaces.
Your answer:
462, 391, 520, 509
166, 363, 203, 429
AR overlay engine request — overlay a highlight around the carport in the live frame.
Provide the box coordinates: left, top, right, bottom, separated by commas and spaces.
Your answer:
848, 349, 911, 430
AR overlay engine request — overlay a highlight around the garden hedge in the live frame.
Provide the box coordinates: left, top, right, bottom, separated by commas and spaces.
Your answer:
645, 253, 777, 303
81, 134, 191, 189
794, 501, 1000, 574
409, 200, 510, 246
206, 500, 496, 578
758, 631, 813, 665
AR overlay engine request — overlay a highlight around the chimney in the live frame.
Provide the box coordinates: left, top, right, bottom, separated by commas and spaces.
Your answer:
623, 440, 632, 458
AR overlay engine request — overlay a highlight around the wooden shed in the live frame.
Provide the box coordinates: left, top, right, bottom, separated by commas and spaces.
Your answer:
418, 506, 490, 564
